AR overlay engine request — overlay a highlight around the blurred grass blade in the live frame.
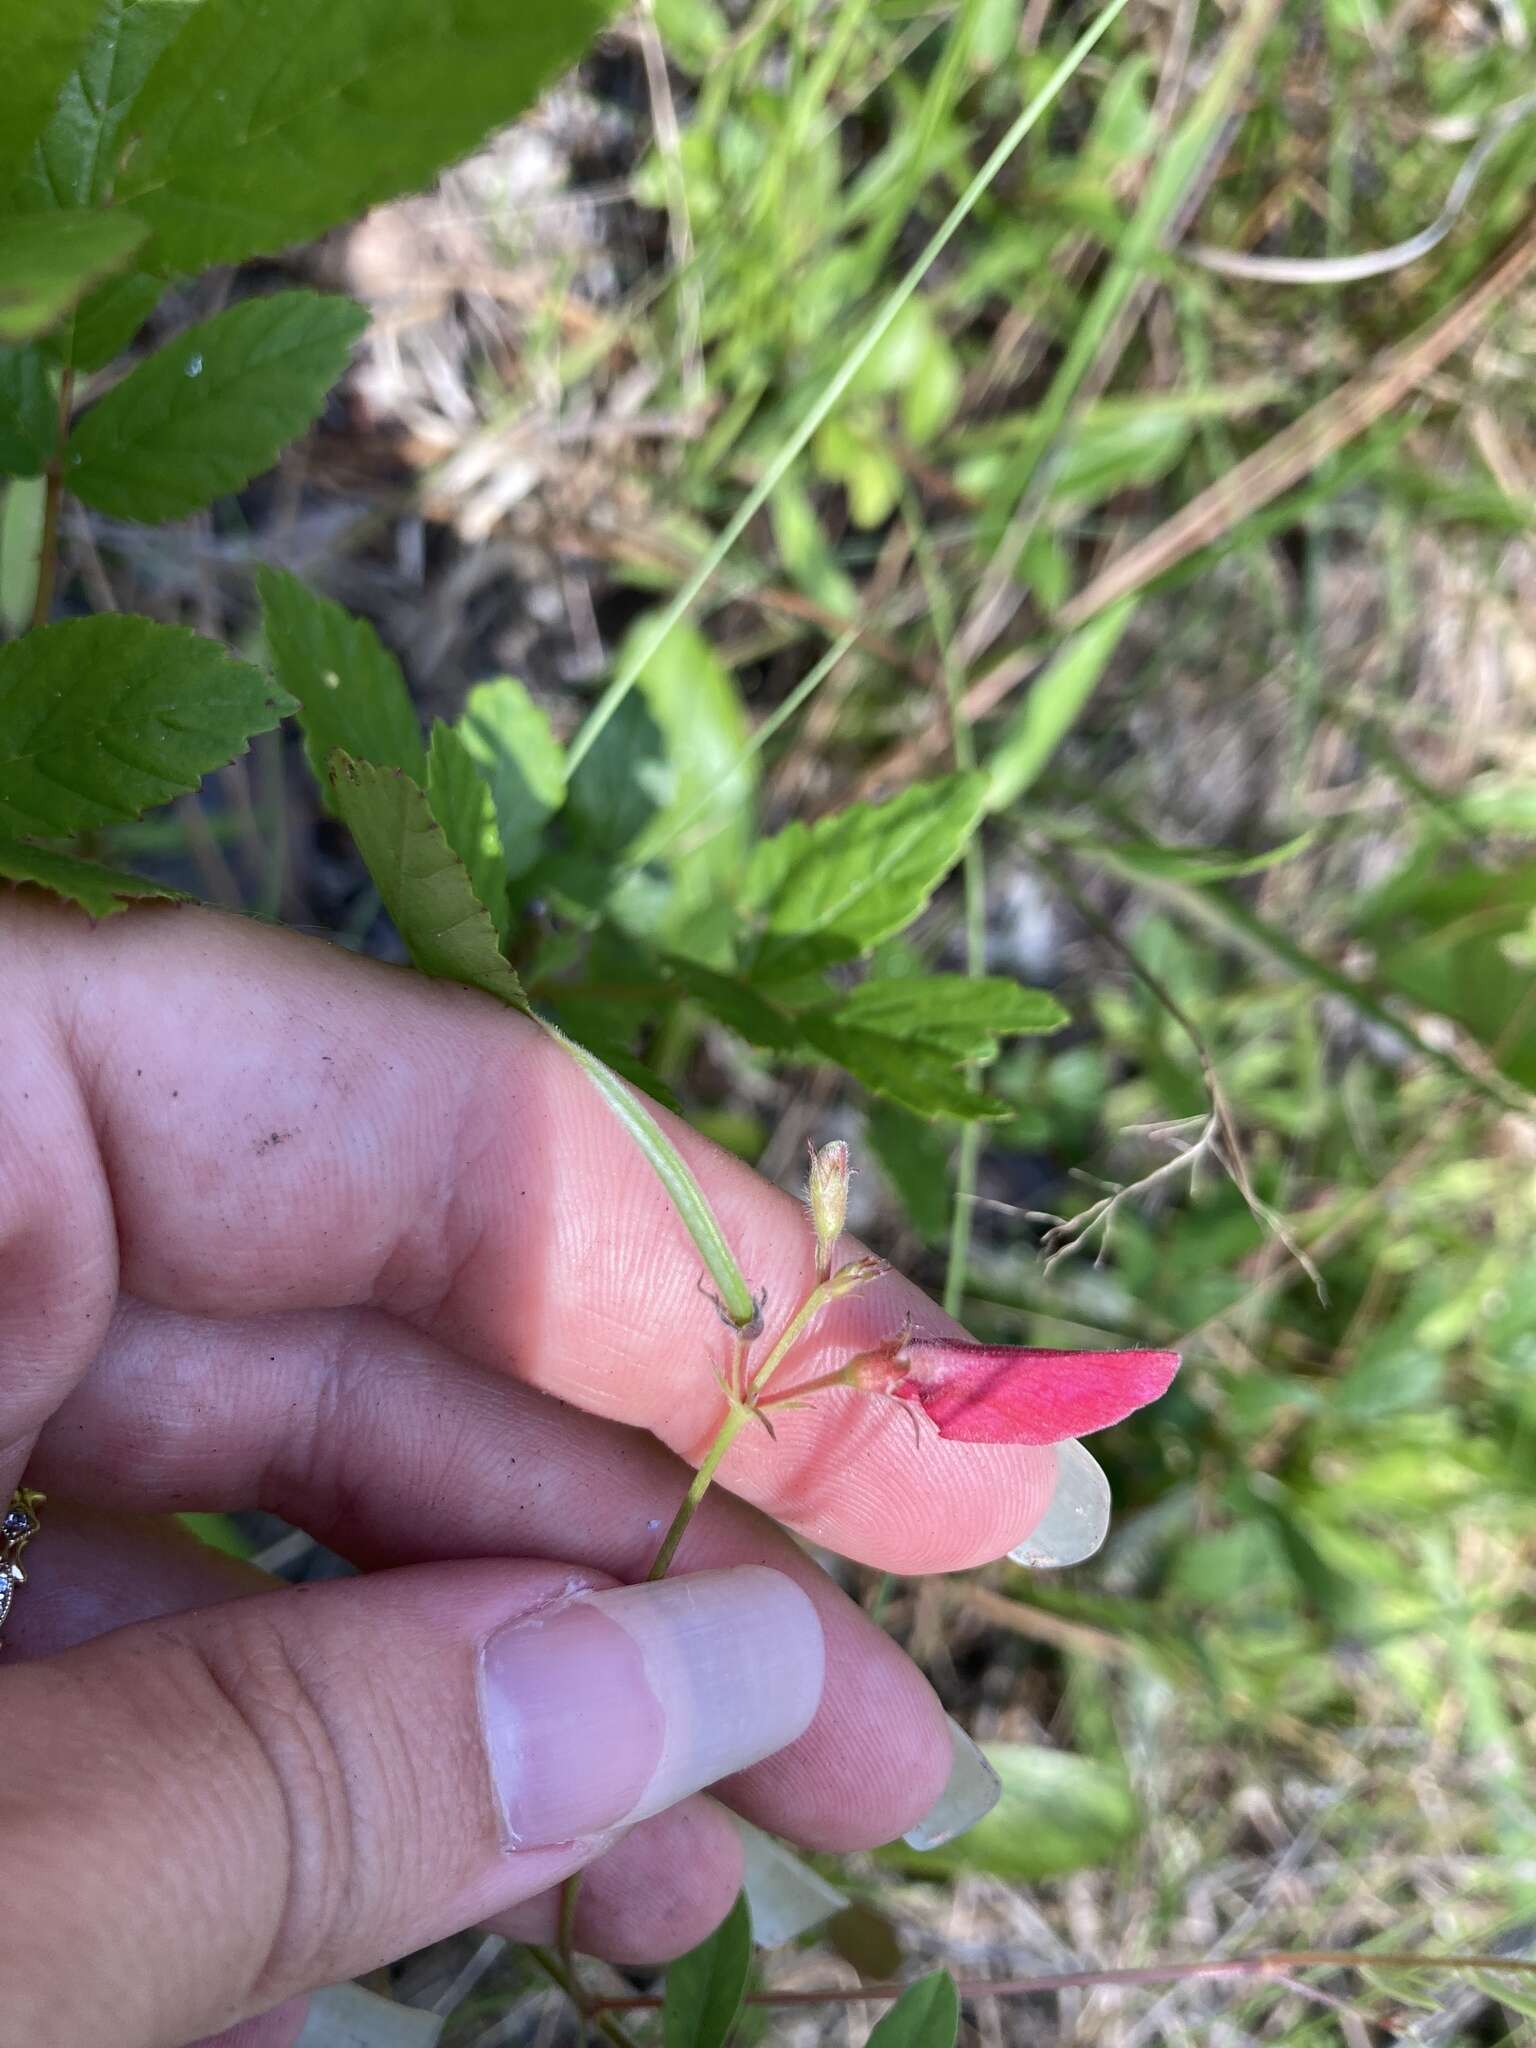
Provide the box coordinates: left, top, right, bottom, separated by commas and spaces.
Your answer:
958, 0, 1282, 657
565, 0, 1134, 774
541, 1019, 758, 1329
985, 600, 1135, 813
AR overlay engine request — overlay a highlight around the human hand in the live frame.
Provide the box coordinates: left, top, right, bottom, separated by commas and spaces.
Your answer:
0, 898, 1110, 2047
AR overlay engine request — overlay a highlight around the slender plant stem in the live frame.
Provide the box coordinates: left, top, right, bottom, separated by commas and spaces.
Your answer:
647, 1265, 855, 1576
588, 1948, 1536, 2013
565, 0, 1134, 774
907, 496, 988, 1321
525, 1946, 644, 2048
646, 1403, 751, 1580
30, 366, 74, 630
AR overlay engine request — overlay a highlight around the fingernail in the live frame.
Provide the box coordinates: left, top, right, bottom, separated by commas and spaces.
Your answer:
730, 1813, 848, 1944
480, 1567, 824, 1849
902, 1715, 1001, 1850
1007, 1439, 1110, 1568
295, 1983, 441, 2046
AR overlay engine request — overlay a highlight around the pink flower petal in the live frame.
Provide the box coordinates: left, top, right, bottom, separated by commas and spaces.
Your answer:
895, 1340, 1180, 1446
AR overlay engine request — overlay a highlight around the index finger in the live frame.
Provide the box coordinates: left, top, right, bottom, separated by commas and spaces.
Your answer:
4, 896, 1073, 1569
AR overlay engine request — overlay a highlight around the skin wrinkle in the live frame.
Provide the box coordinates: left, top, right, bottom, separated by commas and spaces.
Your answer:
14, 1505, 748, 1967
13, 903, 1055, 1562
41, 1299, 957, 1850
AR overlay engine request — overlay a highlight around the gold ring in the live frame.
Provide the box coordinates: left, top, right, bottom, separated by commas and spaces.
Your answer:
0, 1488, 43, 1648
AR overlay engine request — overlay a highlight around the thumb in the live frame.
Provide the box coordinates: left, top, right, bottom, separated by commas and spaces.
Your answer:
2, 1559, 823, 2047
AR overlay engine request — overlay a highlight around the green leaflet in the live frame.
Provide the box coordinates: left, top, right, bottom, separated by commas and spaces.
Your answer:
826, 974, 1067, 1058
0, 0, 102, 187
747, 773, 987, 979
0, 210, 147, 343
0, 616, 290, 838
452, 676, 567, 881
426, 720, 511, 940
865, 1972, 960, 2048
257, 566, 427, 797
13, 0, 197, 210
0, 838, 182, 918
67, 291, 368, 521
662, 1892, 752, 2048
0, 346, 56, 476
117, 0, 618, 272
799, 1016, 1006, 1122
326, 754, 529, 1011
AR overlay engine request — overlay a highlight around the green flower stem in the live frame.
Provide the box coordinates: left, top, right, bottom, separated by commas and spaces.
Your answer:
647, 1265, 875, 1578
646, 1401, 753, 1580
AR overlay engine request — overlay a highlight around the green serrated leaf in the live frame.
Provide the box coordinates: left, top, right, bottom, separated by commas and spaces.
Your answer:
14, 0, 197, 210
326, 754, 528, 1010
801, 1016, 1005, 1121
985, 600, 1135, 816
0, 346, 56, 476
118, 0, 618, 272
426, 720, 509, 938
68, 270, 165, 372
455, 677, 566, 881
663, 1892, 752, 2048
0, 0, 103, 186
0, 836, 183, 917
829, 974, 1068, 1057
0, 210, 148, 343
0, 616, 290, 837
626, 616, 755, 959
660, 957, 802, 1052
747, 774, 986, 979
66, 291, 368, 521
257, 566, 426, 796
865, 1972, 960, 2048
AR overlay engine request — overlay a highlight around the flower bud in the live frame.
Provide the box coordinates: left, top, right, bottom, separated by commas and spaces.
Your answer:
823, 1252, 886, 1299
806, 1139, 850, 1279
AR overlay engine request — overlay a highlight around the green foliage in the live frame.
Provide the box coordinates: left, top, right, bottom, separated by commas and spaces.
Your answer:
0, 0, 102, 186
326, 755, 529, 1011
746, 775, 987, 978
0, 208, 146, 340
882, 1744, 1138, 1882
257, 566, 427, 791
115, 0, 619, 271
66, 291, 368, 520
0, 837, 181, 916
865, 1972, 960, 2048
662, 1892, 752, 2048
985, 601, 1135, 814
0, 617, 287, 837
0, 346, 57, 475
15, 0, 195, 211
449, 678, 566, 883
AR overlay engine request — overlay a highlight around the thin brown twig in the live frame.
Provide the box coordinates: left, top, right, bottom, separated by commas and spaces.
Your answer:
867, 204, 1536, 792
589, 1948, 1536, 2013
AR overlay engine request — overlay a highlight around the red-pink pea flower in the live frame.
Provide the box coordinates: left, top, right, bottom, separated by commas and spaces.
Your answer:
850, 1332, 1180, 1445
